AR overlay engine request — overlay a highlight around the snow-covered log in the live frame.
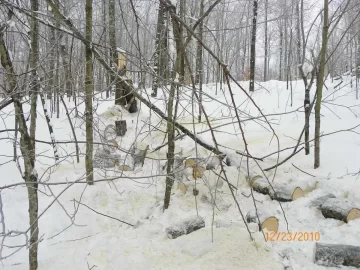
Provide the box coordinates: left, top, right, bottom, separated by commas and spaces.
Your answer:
314, 243, 360, 268
116, 156, 134, 171
166, 216, 205, 239
246, 209, 279, 233
252, 178, 304, 202
320, 198, 360, 223
131, 142, 149, 167
203, 169, 224, 191
310, 193, 336, 207
115, 120, 127, 136
104, 124, 117, 142
205, 156, 222, 170
93, 149, 116, 168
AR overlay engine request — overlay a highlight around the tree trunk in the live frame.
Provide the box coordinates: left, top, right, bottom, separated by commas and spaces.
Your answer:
85, 0, 94, 184
195, 0, 204, 122
109, 0, 121, 105
0, 25, 39, 270
249, 0, 258, 91
314, 0, 329, 169
264, 0, 268, 81
152, 3, 169, 97
163, 5, 184, 211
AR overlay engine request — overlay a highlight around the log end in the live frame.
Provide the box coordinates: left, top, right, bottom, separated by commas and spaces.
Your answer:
118, 165, 132, 171
261, 216, 279, 233
193, 166, 206, 179
185, 158, 197, 168
347, 208, 360, 222
292, 187, 305, 200
178, 183, 187, 195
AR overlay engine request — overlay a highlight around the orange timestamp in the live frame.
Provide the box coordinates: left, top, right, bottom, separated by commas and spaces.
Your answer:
265, 231, 321, 242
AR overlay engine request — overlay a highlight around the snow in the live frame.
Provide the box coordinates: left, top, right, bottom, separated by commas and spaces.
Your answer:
1, 76, 360, 269
116, 47, 126, 53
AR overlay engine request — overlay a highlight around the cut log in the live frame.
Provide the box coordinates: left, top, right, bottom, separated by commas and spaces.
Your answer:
320, 198, 360, 223
192, 165, 206, 179
185, 157, 205, 168
115, 120, 127, 136
203, 169, 224, 191
205, 156, 222, 170
252, 178, 304, 202
246, 209, 279, 233
132, 142, 149, 167
310, 193, 336, 207
93, 149, 117, 168
184, 158, 206, 179
314, 243, 360, 268
177, 183, 187, 194
116, 156, 134, 171
166, 216, 205, 239
104, 124, 117, 142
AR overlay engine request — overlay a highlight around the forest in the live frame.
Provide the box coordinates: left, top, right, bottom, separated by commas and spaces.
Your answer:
0, 0, 360, 269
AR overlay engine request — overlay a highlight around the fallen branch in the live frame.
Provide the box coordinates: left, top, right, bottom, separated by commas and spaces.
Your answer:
74, 200, 134, 227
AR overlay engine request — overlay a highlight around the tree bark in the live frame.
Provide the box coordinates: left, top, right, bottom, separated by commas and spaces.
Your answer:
85, 0, 94, 184
0, 25, 39, 270
314, 0, 329, 169
249, 0, 257, 91
195, 0, 204, 122
152, 3, 169, 97
163, 5, 184, 211
264, 0, 268, 81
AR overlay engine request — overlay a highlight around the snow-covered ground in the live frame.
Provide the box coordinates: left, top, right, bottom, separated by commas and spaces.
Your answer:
0, 76, 360, 269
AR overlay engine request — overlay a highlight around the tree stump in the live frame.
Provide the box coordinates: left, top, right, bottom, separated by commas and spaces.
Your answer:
320, 198, 360, 223
246, 209, 279, 233
115, 120, 127, 136
165, 216, 205, 239
314, 243, 360, 268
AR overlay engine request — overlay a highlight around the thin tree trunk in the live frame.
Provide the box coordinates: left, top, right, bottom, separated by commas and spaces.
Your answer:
0, 23, 39, 270
314, 0, 329, 169
60, 96, 80, 163
163, 5, 184, 211
249, 0, 258, 92
264, 0, 268, 81
109, 0, 121, 105
195, 0, 204, 122
152, 3, 168, 97
40, 91, 59, 161
85, 0, 94, 184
